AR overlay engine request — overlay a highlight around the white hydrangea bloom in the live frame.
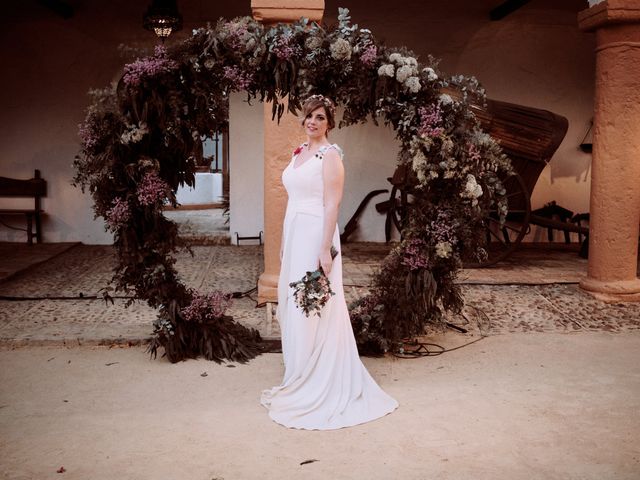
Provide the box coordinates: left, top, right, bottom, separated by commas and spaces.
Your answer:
412, 151, 427, 172
377, 64, 395, 77
403, 56, 418, 67
404, 76, 421, 93
461, 174, 483, 206
439, 93, 453, 106
389, 53, 403, 63
330, 38, 352, 60
423, 67, 438, 81
305, 35, 323, 50
396, 65, 413, 83
473, 131, 492, 147
435, 241, 453, 259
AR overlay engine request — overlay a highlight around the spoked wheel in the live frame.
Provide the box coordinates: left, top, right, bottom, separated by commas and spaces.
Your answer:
464, 172, 531, 268
389, 186, 409, 233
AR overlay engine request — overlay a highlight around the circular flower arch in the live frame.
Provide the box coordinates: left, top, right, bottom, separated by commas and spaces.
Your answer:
73, 8, 513, 363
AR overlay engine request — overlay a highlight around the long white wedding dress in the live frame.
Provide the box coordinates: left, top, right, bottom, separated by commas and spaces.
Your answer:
260, 143, 399, 430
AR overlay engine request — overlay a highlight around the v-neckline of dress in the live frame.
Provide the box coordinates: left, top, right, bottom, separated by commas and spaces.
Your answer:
292, 143, 332, 170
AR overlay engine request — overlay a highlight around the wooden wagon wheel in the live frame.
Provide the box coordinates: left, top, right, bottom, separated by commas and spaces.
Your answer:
381, 164, 414, 241
464, 172, 531, 268
388, 184, 410, 235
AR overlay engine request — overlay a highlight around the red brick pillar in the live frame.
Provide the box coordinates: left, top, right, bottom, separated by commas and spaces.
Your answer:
578, 0, 640, 301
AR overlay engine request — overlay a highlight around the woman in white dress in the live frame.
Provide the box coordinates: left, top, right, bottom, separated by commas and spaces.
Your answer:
260, 94, 398, 430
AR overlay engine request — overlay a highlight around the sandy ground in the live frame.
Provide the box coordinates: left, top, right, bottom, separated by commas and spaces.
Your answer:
1, 332, 639, 480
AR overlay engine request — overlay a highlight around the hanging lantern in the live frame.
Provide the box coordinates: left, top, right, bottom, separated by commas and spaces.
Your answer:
143, 0, 183, 42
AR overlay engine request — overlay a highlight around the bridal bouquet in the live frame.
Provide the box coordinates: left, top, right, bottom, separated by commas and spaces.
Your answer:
289, 246, 339, 317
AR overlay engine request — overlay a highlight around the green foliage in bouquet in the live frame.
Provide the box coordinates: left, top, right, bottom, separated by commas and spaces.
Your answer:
73, 7, 513, 362
289, 245, 339, 317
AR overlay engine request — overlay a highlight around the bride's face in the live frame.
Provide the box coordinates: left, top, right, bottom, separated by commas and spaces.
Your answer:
303, 107, 329, 140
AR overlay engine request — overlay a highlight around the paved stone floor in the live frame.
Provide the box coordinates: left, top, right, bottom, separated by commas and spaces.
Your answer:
0, 242, 638, 347
163, 208, 231, 245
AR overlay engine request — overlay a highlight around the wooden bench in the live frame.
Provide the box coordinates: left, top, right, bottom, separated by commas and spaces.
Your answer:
0, 169, 47, 244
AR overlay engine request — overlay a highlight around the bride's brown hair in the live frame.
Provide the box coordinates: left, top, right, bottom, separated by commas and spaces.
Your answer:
301, 95, 336, 132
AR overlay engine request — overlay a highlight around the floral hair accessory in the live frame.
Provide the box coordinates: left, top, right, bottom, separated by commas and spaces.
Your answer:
306, 94, 336, 116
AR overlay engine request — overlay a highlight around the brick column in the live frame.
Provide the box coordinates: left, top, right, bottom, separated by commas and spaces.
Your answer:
578, 0, 640, 301
252, 0, 324, 305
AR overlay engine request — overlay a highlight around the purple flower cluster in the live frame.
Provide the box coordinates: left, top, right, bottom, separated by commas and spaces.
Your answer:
136, 172, 168, 206
106, 197, 131, 230
78, 121, 99, 150
272, 33, 301, 60
182, 290, 233, 322
359, 44, 377, 67
401, 238, 430, 271
223, 21, 250, 50
426, 210, 458, 245
418, 104, 444, 138
122, 48, 178, 87
467, 143, 482, 163
223, 66, 253, 90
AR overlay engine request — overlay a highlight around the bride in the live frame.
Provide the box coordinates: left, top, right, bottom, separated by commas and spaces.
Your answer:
260, 94, 398, 430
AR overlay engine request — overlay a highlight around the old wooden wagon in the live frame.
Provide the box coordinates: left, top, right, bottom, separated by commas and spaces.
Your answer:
342, 98, 589, 267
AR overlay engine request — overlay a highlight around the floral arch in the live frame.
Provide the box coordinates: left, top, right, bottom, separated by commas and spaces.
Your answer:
73, 8, 513, 363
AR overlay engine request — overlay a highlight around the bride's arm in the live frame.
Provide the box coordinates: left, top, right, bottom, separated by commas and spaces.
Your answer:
319, 148, 344, 275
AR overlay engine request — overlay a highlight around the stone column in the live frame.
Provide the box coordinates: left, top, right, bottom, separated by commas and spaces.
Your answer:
251, 0, 324, 306
578, 0, 640, 301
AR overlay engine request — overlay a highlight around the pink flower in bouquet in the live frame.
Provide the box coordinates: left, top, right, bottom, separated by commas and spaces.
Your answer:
122, 48, 178, 87
401, 238, 430, 270
222, 21, 250, 50
78, 121, 99, 150
105, 197, 131, 230
418, 104, 444, 138
223, 65, 253, 90
182, 290, 233, 322
136, 172, 169, 206
360, 44, 378, 67
272, 32, 301, 60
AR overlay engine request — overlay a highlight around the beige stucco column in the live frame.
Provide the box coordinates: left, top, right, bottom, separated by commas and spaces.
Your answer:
252, 0, 324, 305
578, 0, 640, 301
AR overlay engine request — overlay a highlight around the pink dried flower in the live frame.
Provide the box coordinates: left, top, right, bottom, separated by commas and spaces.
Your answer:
105, 198, 131, 230
360, 44, 377, 67
401, 238, 430, 271
426, 210, 459, 245
468, 143, 482, 163
122, 48, 178, 87
272, 32, 301, 60
136, 172, 169, 206
418, 104, 444, 138
223, 65, 253, 90
78, 121, 99, 150
223, 21, 250, 50
182, 290, 233, 322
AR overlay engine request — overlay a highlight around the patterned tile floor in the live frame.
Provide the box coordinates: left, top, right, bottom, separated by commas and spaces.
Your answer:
0, 242, 638, 347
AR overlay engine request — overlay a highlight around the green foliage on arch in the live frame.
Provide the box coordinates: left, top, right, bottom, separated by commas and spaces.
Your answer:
73, 8, 513, 362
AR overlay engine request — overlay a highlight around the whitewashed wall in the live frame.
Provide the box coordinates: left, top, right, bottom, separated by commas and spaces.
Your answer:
228, 94, 265, 244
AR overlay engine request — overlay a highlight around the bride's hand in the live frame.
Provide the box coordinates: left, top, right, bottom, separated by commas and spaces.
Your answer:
319, 249, 333, 276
